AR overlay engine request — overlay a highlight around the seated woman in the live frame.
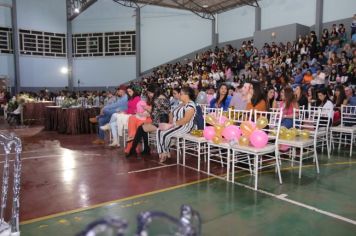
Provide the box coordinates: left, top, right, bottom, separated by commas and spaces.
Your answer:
209, 83, 232, 111
124, 101, 152, 154
316, 88, 334, 127
102, 86, 140, 147
156, 87, 197, 163
245, 81, 267, 111
294, 85, 308, 108
126, 85, 171, 157
273, 87, 299, 128
332, 85, 347, 125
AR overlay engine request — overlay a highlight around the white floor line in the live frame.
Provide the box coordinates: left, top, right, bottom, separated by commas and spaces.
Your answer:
0, 153, 101, 163
232, 181, 356, 226
127, 164, 177, 174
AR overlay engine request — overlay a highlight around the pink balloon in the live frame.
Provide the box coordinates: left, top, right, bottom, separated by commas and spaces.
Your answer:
203, 126, 216, 140
250, 130, 268, 148
219, 116, 228, 124
279, 144, 290, 152
222, 125, 241, 141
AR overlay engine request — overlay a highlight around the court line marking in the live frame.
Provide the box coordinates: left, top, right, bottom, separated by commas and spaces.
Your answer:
231, 161, 356, 226
232, 181, 356, 225
20, 161, 356, 226
0, 153, 102, 164
127, 164, 177, 174
20, 175, 215, 225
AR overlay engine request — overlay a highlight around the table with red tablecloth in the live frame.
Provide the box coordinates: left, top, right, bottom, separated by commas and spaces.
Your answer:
45, 106, 100, 135
23, 101, 55, 125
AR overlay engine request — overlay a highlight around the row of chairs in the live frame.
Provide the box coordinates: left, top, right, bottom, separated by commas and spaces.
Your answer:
176, 105, 356, 190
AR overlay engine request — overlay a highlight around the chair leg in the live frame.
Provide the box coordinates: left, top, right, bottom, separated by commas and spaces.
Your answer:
218, 148, 223, 167
276, 152, 282, 184
350, 133, 354, 157
232, 150, 235, 183
197, 142, 201, 171
254, 154, 259, 190
315, 147, 320, 174
338, 133, 342, 150
226, 150, 230, 182
207, 144, 211, 175
299, 148, 303, 179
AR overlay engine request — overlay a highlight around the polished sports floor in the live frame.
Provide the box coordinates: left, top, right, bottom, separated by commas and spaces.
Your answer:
1, 123, 356, 235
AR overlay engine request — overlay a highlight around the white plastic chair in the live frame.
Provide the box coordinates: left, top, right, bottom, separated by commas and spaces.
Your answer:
230, 110, 283, 190
206, 109, 252, 181
178, 106, 223, 171
279, 108, 321, 178
330, 105, 356, 157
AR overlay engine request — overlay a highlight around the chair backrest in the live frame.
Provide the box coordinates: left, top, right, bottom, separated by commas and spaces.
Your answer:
202, 107, 223, 129
228, 108, 252, 125
308, 106, 332, 130
254, 109, 283, 146
293, 108, 321, 140
340, 105, 356, 127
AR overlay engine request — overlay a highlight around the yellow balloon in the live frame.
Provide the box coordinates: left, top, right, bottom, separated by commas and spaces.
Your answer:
270, 129, 277, 136
224, 119, 234, 127
284, 130, 294, 140
279, 127, 288, 136
214, 124, 224, 135
222, 111, 229, 118
240, 121, 255, 137
205, 115, 217, 126
239, 136, 250, 146
289, 128, 298, 137
212, 135, 222, 144
256, 117, 268, 129
300, 130, 310, 140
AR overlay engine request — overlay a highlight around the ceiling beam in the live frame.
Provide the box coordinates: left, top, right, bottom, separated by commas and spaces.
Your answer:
171, 0, 215, 19
68, 0, 98, 21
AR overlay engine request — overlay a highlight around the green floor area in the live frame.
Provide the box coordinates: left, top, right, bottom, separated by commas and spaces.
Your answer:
21, 151, 356, 236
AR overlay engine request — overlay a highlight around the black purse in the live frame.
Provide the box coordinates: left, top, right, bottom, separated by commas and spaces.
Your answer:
159, 113, 169, 123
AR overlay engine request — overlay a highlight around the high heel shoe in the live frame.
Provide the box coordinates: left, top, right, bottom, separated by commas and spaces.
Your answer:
125, 149, 137, 158
141, 147, 151, 156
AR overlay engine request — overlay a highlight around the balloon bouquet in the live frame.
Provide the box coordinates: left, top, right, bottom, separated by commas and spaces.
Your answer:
202, 113, 270, 149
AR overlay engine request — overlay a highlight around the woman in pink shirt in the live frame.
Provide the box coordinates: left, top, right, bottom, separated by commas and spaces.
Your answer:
103, 86, 141, 147
273, 87, 299, 128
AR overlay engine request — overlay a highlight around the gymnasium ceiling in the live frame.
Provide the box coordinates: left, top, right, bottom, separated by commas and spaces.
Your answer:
68, 0, 260, 20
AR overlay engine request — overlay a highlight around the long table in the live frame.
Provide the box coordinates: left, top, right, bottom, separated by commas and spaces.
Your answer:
45, 106, 100, 135
23, 101, 55, 125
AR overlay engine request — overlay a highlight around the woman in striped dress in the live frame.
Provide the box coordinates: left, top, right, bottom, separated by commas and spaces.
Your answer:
157, 87, 196, 163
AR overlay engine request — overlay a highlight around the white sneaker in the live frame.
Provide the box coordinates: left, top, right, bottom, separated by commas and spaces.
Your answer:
100, 124, 110, 131
108, 142, 120, 147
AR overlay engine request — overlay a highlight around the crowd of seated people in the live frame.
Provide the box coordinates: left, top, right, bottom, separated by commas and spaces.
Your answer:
85, 21, 356, 162
4, 20, 355, 162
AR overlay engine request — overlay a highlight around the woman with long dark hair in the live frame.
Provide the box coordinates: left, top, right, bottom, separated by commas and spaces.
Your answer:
246, 81, 267, 111
126, 85, 170, 157
274, 87, 299, 128
332, 85, 347, 125
294, 85, 308, 108
156, 87, 197, 162
209, 83, 232, 111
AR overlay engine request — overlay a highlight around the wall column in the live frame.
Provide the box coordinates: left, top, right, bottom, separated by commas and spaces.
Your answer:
66, 0, 74, 91
315, 0, 323, 38
255, 6, 261, 31
11, 0, 20, 94
212, 15, 218, 47
135, 7, 141, 80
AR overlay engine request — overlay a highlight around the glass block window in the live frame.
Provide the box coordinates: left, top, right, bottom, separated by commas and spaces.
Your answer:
0, 27, 13, 54
73, 31, 136, 57
19, 29, 66, 57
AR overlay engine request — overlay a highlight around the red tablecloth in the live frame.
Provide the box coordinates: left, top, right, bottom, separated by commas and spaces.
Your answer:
23, 102, 55, 125
45, 107, 100, 135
